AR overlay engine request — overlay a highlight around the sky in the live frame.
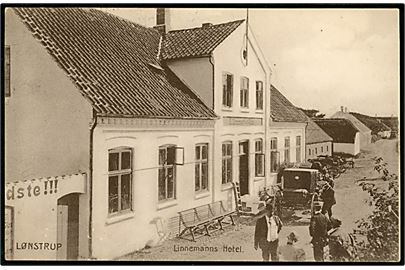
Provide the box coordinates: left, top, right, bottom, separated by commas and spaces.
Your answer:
104, 8, 400, 117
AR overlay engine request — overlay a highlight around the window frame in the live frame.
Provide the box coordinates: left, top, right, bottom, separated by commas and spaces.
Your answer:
108, 147, 133, 216
270, 137, 279, 173
284, 136, 290, 163
158, 145, 177, 202
255, 139, 265, 177
195, 143, 209, 193
240, 76, 249, 108
296, 136, 301, 163
256, 81, 263, 110
221, 141, 233, 184
222, 72, 234, 108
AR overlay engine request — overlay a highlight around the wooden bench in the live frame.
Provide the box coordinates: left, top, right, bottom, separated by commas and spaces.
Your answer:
178, 201, 236, 241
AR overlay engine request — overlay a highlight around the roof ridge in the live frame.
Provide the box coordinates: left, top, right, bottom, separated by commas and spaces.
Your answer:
91, 8, 157, 33
167, 19, 245, 33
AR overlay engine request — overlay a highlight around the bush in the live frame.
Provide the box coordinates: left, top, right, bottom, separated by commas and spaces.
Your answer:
353, 157, 399, 262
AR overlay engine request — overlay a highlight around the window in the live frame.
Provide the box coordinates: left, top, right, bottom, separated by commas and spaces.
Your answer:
5, 46, 10, 97
156, 8, 165, 25
309, 149, 311, 156
222, 142, 233, 184
270, 137, 279, 173
255, 139, 265, 177
240, 77, 249, 108
284, 137, 290, 163
321, 146, 324, 153
256, 81, 263, 110
315, 148, 318, 155
158, 145, 176, 201
222, 73, 233, 107
108, 148, 132, 214
326, 145, 329, 152
296, 136, 301, 163
195, 144, 208, 192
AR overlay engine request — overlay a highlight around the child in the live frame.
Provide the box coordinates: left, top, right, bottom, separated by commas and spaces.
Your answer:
279, 231, 306, 261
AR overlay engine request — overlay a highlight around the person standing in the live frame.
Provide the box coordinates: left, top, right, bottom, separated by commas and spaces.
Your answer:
321, 181, 336, 218
254, 204, 283, 261
278, 231, 306, 261
309, 202, 331, 262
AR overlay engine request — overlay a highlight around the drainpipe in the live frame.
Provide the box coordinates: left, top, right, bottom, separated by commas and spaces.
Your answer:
88, 110, 97, 259
264, 71, 271, 188
208, 55, 216, 203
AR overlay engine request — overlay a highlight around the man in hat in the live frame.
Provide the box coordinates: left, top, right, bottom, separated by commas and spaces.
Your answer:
278, 231, 306, 261
254, 204, 283, 261
328, 217, 356, 262
309, 201, 331, 261
321, 181, 336, 218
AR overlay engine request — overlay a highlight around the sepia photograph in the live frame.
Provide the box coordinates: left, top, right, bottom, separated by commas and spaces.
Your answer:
2, 4, 402, 264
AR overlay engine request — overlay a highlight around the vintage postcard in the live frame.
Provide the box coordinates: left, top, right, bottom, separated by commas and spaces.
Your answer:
2, 5, 402, 263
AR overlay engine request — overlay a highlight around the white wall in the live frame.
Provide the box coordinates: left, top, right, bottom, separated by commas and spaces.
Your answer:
333, 132, 360, 156
267, 122, 306, 186
306, 141, 333, 160
212, 21, 270, 204
91, 118, 215, 259
167, 57, 214, 109
5, 174, 87, 260
5, 10, 93, 183
166, 22, 271, 207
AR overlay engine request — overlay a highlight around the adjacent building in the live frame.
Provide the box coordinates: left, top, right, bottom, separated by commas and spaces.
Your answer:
268, 85, 307, 184
331, 107, 372, 149
314, 118, 361, 156
350, 112, 392, 139
303, 117, 333, 160
375, 116, 398, 138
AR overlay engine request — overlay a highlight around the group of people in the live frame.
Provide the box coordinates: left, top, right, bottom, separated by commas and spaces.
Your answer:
254, 204, 305, 261
254, 177, 355, 262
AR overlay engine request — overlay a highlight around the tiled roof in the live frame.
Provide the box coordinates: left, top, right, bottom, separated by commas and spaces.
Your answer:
14, 8, 217, 119
305, 117, 333, 144
161, 20, 244, 60
331, 111, 371, 133
313, 118, 359, 144
350, 112, 391, 135
270, 85, 308, 123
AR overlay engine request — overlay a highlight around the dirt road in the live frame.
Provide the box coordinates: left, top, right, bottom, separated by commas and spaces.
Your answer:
119, 139, 399, 262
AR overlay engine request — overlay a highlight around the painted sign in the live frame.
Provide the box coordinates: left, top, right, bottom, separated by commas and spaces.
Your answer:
6, 179, 58, 200
223, 117, 263, 126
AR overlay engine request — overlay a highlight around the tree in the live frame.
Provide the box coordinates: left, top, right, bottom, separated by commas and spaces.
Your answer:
297, 108, 325, 118
353, 157, 399, 262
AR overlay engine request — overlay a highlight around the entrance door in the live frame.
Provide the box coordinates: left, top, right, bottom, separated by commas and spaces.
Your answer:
57, 193, 79, 260
57, 205, 68, 260
5, 206, 14, 260
239, 140, 249, 196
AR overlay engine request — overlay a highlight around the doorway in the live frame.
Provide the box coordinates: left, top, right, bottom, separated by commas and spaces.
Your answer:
57, 193, 79, 260
239, 140, 249, 196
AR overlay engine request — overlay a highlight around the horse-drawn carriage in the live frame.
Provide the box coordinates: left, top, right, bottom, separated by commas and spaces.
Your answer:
280, 168, 326, 207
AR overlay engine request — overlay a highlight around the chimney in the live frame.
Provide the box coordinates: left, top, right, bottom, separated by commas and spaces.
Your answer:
202, 22, 213, 28
345, 107, 347, 113
340, 106, 344, 112
154, 8, 171, 34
